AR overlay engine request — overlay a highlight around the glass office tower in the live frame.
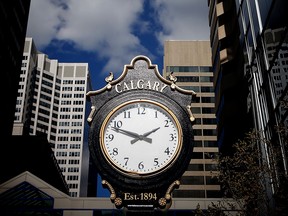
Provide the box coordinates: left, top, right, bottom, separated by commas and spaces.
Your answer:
208, 0, 288, 211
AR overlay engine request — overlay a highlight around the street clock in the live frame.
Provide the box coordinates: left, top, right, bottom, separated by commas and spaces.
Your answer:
87, 55, 196, 210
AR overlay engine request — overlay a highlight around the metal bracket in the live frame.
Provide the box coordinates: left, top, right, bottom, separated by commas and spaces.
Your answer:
186, 105, 196, 123
87, 106, 96, 123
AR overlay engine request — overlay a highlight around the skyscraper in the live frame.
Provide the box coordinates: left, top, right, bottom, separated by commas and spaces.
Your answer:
163, 40, 220, 199
208, 0, 288, 212
0, 0, 31, 137
13, 37, 92, 197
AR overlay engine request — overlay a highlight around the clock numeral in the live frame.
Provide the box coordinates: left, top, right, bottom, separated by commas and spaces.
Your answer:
124, 111, 131, 118
154, 158, 159, 166
155, 111, 158, 118
113, 120, 122, 128
137, 107, 146, 115
124, 157, 129, 166
113, 148, 118, 156
169, 133, 176, 141
138, 161, 144, 170
164, 120, 169, 127
164, 147, 170, 155
107, 134, 114, 141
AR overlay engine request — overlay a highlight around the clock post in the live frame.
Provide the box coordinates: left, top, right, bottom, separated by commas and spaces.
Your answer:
86, 55, 196, 213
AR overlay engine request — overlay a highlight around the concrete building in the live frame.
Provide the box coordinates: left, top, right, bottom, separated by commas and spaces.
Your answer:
12, 37, 92, 197
0, 171, 229, 215
163, 40, 220, 199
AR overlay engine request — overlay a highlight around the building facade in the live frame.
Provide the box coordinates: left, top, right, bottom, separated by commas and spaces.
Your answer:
13, 37, 92, 197
208, 0, 288, 211
163, 40, 220, 199
0, 0, 31, 137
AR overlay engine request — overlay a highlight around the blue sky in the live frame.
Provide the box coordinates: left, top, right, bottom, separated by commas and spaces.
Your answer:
26, 0, 210, 90
26, 0, 210, 197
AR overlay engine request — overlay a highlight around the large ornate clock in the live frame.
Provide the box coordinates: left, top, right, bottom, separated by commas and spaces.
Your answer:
87, 55, 196, 210
100, 99, 182, 175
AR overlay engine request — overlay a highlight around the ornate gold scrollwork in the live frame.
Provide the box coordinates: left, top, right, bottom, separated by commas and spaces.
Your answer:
102, 180, 116, 200
158, 180, 180, 207
102, 180, 123, 207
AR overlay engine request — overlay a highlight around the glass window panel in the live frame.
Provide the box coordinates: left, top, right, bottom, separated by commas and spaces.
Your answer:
204, 141, 218, 147
200, 66, 212, 72
207, 190, 221, 198
191, 107, 201, 113
177, 76, 199, 82
180, 86, 200, 92
193, 141, 203, 147
181, 176, 204, 185
193, 129, 202, 136
205, 164, 218, 171
249, 0, 260, 37
187, 164, 204, 171
192, 152, 203, 159
189, 66, 199, 72
200, 76, 212, 82
257, 0, 272, 26
206, 176, 219, 185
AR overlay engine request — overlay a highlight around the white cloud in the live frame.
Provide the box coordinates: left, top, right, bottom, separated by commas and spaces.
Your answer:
26, 0, 209, 75
27, 0, 149, 74
151, 0, 210, 43
26, 0, 64, 48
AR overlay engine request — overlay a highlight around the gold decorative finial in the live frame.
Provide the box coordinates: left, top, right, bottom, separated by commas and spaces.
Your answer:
168, 72, 177, 83
168, 72, 177, 89
105, 72, 114, 83
105, 72, 114, 89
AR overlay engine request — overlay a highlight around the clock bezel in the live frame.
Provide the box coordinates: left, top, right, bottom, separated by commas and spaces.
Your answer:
99, 99, 183, 177
89, 90, 193, 191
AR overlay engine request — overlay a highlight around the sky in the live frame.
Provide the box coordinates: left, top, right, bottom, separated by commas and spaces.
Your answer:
26, 0, 210, 90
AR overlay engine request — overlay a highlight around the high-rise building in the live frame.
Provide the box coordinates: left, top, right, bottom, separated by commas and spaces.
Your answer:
163, 40, 220, 199
208, 0, 288, 211
13, 37, 92, 197
0, 0, 31, 137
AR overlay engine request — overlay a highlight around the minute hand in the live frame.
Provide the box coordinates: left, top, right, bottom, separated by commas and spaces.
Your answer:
112, 127, 152, 143
130, 127, 160, 144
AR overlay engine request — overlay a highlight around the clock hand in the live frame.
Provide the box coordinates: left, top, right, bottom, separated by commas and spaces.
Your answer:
130, 127, 160, 144
111, 127, 152, 143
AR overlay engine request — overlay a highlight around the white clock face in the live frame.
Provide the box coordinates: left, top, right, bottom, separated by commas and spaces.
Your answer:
100, 99, 182, 175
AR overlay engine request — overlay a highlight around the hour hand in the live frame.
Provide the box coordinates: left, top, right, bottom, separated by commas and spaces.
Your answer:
111, 127, 152, 143
130, 127, 160, 144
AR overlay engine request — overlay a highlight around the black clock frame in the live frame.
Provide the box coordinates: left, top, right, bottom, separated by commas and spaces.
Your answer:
89, 89, 193, 192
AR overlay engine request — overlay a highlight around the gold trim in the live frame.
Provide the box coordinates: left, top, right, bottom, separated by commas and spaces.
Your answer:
86, 55, 197, 97
165, 180, 180, 200
99, 99, 183, 177
158, 197, 167, 207
102, 180, 116, 200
